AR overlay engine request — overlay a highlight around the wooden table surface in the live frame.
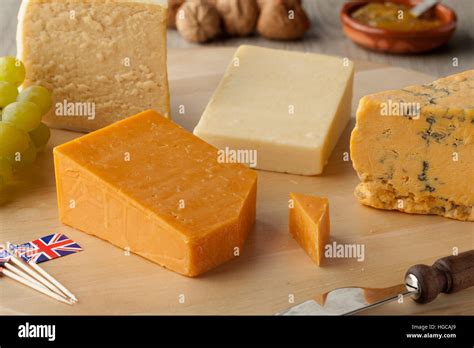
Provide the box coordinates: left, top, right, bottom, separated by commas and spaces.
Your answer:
0, 47, 473, 315
1, 0, 473, 77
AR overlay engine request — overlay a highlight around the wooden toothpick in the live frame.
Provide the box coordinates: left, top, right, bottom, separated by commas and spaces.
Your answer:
0, 267, 72, 305
3, 262, 47, 290
27, 260, 78, 303
8, 254, 67, 300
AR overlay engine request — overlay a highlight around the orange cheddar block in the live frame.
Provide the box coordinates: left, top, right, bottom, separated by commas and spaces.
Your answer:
289, 193, 330, 265
54, 110, 257, 277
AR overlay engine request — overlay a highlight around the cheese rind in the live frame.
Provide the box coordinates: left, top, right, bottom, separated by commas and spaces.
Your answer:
351, 70, 474, 221
54, 110, 257, 276
18, 0, 170, 132
194, 45, 354, 175
289, 193, 330, 265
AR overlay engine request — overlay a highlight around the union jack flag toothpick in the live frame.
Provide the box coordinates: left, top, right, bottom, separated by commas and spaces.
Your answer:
0, 245, 11, 265
9, 233, 82, 263
6, 233, 81, 303
0, 243, 74, 305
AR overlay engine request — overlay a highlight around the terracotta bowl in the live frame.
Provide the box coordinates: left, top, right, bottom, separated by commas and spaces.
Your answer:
340, 0, 457, 54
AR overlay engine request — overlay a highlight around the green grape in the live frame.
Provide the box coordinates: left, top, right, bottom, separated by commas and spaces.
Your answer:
0, 81, 18, 108
2, 101, 41, 132
0, 56, 26, 87
29, 122, 51, 150
11, 141, 36, 168
18, 85, 52, 115
0, 158, 13, 185
0, 122, 30, 158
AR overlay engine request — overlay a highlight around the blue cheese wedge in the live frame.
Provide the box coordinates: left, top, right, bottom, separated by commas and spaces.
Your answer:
17, 0, 170, 132
351, 70, 474, 221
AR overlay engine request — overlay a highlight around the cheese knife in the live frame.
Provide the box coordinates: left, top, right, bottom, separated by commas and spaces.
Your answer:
280, 250, 474, 315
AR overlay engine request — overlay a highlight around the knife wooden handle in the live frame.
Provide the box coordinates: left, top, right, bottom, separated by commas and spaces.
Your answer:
405, 250, 474, 304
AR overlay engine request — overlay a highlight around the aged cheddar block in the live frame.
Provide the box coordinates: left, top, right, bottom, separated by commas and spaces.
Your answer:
17, 0, 170, 132
54, 110, 257, 277
289, 193, 330, 265
194, 45, 354, 175
351, 70, 474, 221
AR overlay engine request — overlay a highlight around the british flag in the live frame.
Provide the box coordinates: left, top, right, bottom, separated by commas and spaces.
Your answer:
0, 244, 11, 265
9, 233, 82, 263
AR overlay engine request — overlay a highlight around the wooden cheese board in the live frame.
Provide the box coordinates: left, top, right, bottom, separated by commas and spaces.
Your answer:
0, 47, 472, 315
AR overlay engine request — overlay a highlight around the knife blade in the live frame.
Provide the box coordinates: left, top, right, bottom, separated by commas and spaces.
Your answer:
280, 250, 474, 315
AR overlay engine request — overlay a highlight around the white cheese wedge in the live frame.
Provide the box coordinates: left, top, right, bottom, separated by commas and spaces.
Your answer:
17, 0, 169, 132
193, 45, 354, 175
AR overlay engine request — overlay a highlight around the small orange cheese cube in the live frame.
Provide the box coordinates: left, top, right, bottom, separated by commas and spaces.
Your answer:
289, 193, 330, 265
54, 110, 257, 277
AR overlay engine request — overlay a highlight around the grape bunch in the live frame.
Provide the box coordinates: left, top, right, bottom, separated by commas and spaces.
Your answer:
0, 56, 52, 191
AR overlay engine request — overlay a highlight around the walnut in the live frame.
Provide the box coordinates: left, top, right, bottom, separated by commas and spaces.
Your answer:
175, 0, 222, 43
167, 0, 185, 28
257, 0, 310, 40
214, 0, 259, 36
